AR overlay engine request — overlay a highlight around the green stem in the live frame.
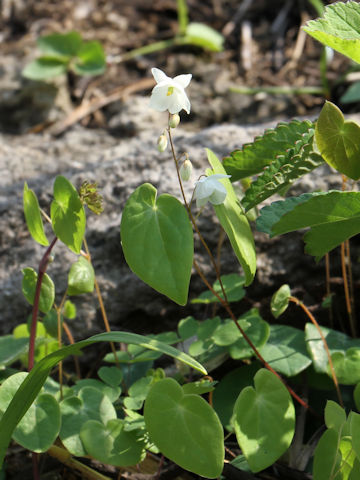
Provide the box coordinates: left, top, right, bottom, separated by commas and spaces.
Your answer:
176, 0, 189, 35
120, 37, 184, 62
230, 85, 325, 95
28, 237, 58, 371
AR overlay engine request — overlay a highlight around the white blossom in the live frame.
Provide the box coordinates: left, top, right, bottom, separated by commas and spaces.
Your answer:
194, 174, 231, 208
149, 68, 191, 114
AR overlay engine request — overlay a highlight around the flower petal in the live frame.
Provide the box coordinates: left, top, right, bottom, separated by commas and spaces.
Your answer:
209, 183, 227, 205
149, 85, 170, 111
151, 68, 169, 84
174, 73, 192, 89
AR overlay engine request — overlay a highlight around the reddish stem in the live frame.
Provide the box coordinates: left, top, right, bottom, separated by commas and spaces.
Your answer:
28, 237, 58, 371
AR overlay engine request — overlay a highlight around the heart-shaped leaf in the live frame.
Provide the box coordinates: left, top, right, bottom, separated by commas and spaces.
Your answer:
22, 57, 68, 80
233, 369, 295, 472
315, 102, 360, 180
259, 325, 311, 377
331, 348, 360, 385
60, 386, 117, 456
144, 377, 224, 478
73, 41, 106, 76
191, 274, 246, 304
51, 176, 86, 254
37, 31, 83, 58
0, 373, 60, 452
313, 429, 341, 480
324, 400, 346, 434
80, 419, 146, 466
206, 149, 256, 286
120, 183, 193, 305
23, 183, 49, 246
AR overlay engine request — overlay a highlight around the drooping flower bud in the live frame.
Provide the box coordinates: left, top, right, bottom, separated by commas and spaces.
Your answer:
157, 134, 168, 152
169, 113, 180, 129
180, 158, 192, 181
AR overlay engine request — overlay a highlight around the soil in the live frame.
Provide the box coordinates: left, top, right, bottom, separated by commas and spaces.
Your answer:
1, 1, 359, 479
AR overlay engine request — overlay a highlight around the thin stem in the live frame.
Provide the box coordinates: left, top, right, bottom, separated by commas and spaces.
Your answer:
28, 237, 58, 371
325, 253, 334, 328
193, 260, 316, 414
82, 237, 120, 366
230, 85, 325, 95
290, 296, 343, 408
341, 242, 356, 337
345, 239, 355, 325
119, 37, 184, 62
62, 322, 81, 378
167, 127, 229, 306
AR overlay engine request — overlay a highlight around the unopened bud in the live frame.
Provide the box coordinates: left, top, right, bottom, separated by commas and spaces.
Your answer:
169, 113, 180, 129
157, 134, 168, 152
180, 159, 192, 181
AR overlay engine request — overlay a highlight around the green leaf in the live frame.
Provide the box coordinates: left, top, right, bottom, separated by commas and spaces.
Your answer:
212, 320, 241, 347
271, 284, 291, 318
63, 300, 76, 319
183, 22, 224, 52
43, 309, 62, 338
71, 379, 121, 403
315, 101, 360, 180
0, 331, 206, 467
22, 267, 55, 314
0, 373, 60, 453
81, 418, 146, 466
37, 31, 83, 58
233, 369, 295, 473
331, 348, 360, 385
23, 183, 49, 246
227, 309, 270, 360
73, 41, 106, 76
262, 191, 360, 260
259, 325, 312, 377
223, 119, 315, 181
120, 183, 193, 305
51, 176, 86, 254
341, 81, 360, 104
191, 273, 245, 304
68, 256, 95, 295
339, 436, 358, 480
303, 1, 360, 64
98, 366, 123, 387
305, 323, 360, 374
60, 386, 117, 457
241, 130, 323, 211
354, 383, 360, 411
22, 57, 68, 80
325, 400, 347, 434
144, 378, 224, 478
0, 336, 29, 368
313, 429, 342, 480
206, 149, 256, 285
182, 379, 216, 395
177, 316, 198, 340
351, 412, 360, 461
212, 364, 260, 431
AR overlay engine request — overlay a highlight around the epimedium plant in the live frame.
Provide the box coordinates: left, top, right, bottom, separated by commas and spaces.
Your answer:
2, 1, 360, 479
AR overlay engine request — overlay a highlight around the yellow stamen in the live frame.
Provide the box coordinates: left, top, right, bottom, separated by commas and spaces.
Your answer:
167, 86, 174, 96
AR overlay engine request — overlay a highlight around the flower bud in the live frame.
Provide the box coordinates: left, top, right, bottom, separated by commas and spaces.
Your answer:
169, 113, 180, 129
180, 159, 192, 181
157, 134, 168, 152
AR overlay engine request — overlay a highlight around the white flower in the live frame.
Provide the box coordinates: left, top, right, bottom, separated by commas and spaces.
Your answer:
149, 68, 192, 114
194, 174, 231, 208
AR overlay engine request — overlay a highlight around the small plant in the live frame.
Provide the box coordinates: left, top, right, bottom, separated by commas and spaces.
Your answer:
22, 31, 106, 80
2, 2, 360, 479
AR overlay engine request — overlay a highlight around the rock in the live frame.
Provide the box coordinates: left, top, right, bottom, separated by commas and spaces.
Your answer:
1, 108, 359, 340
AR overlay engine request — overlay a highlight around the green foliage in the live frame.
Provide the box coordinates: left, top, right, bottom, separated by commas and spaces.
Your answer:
51, 176, 86, 254
270, 284, 291, 318
241, 129, 323, 211
259, 325, 312, 377
0, 336, 29, 368
315, 102, 360, 180
23, 183, 49, 246
303, 1, 360, 64
22, 267, 55, 314
120, 183, 193, 305
68, 257, 95, 295
191, 273, 245, 304
233, 369, 295, 472
222, 119, 315, 181
144, 378, 224, 478
340, 81, 360, 104
257, 192, 360, 260
183, 23, 224, 52
23, 31, 106, 80
63, 299, 76, 319
206, 149, 256, 285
